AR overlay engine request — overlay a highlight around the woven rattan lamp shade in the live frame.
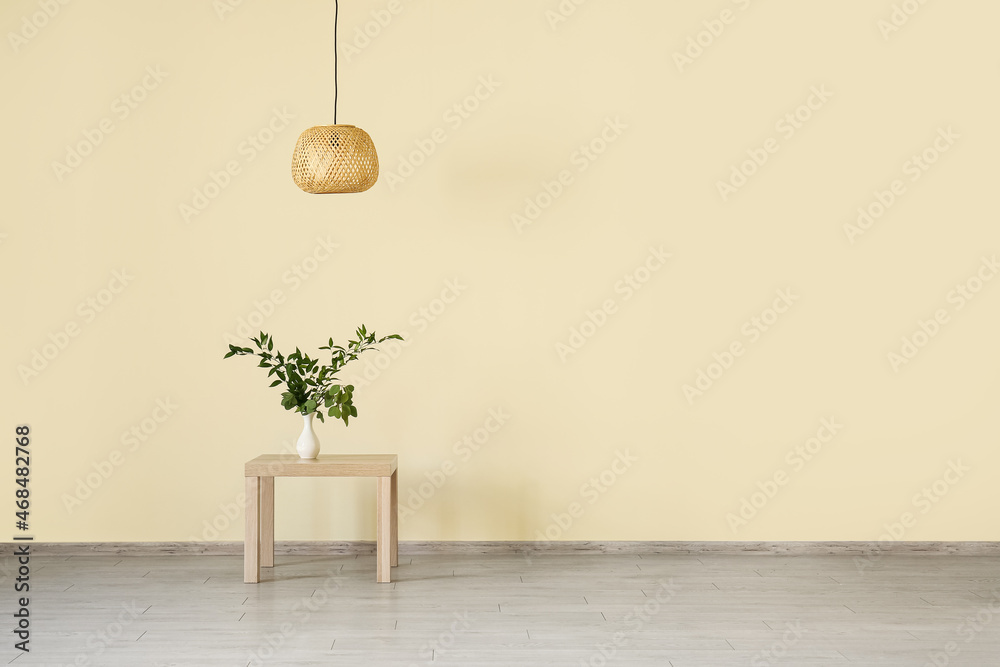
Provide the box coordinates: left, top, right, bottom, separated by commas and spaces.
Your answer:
291, 124, 379, 194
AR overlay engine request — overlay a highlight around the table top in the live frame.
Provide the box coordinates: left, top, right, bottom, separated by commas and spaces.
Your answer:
245, 454, 397, 478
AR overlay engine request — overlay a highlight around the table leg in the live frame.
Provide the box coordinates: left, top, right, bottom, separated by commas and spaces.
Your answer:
390, 469, 398, 567
244, 476, 260, 584
377, 476, 391, 583
261, 476, 274, 568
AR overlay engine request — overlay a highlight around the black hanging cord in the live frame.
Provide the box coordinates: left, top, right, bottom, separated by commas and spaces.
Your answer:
334, 0, 339, 124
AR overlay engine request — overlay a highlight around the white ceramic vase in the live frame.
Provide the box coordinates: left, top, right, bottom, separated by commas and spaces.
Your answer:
296, 413, 320, 459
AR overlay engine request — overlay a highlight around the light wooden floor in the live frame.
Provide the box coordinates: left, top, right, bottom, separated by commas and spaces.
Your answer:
9, 551, 1000, 665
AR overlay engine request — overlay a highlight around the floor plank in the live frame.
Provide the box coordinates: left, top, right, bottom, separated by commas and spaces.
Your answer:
6, 551, 1000, 665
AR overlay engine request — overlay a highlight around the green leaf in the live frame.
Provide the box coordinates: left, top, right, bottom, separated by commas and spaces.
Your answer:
305, 399, 317, 412
329, 406, 342, 418
269, 380, 282, 387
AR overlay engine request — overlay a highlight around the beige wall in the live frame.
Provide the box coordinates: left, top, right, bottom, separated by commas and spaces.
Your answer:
2, 0, 998, 543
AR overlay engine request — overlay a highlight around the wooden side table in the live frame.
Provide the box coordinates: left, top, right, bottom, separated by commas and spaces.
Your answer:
244, 454, 398, 584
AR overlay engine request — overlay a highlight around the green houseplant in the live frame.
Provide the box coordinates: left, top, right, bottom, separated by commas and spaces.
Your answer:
225, 326, 402, 458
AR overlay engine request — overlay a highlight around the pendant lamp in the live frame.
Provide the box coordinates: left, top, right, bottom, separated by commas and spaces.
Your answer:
291, 0, 379, 194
